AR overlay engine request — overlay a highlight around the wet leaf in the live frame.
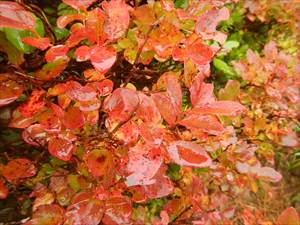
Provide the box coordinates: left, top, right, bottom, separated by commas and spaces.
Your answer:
62, 107, 85, 130
102, 195, 132, 225
48, 137, 74, 161
126, 144, 163, 187
21, 37, 51, 50
102, 0, 131, 40
188, 101, 247, 117
167, 141, 212, 168
0, 75, 24, 107
84, 149, 113, 177
24, 204, 64, 225
45, 45, 69, 62
65, 192, 104, 225
62, 0, 97, 10
90, 45, 117, 74
3, 158, 36, 182
35, 56, 69, 81
0, 1, 36, 31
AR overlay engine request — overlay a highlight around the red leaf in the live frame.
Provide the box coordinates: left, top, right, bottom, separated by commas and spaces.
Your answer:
0, 75, 24, 107
125, 144, 163, 187
62, 107, 85, 130
45, 45, 69, 62
277, 207, 300, 225
22, 124, 47, 146
57, 13, 85, 29
78, 99, 101, 112
21, 37, 51, 50
65, 192, 104, 225
152, 93, 178, 126
256, 166, 282, 183
62, 0, 97, 10
102, 0, 131, 40
66, 27, 87, 48
89, 79, 114, 96
2, 158, 36, 182
90, 45, 117, 73
129, 173, 174, 202
0, 179, 8, 199
19, 90, 46, 117
0, 1, 36, 31
160, 0, 174, 12
165, 74, 182, 114
74, 45, 91, 62
264, 41, 278, 61
48, 137, 74, 161
178, 114, 225, 135
102, 196, 132, 225
24, 204, 64, 225
84, 149, 113, 177
186, 38, 214, 66
189, 75, 215, 107
196, 7, 230, 34
136, 93, 161, 124
143, 173, 174, 200
188, 101, 247, 117
9, 108, 34, 128
83, 69, 105, 81
35, 57, 69, 81
139, 122, 164, 146
103, 88, 139, 122
67, 85, 97, 102
115, 121, 140, 145
86, 8, 106, 44
167, 141, 212, 168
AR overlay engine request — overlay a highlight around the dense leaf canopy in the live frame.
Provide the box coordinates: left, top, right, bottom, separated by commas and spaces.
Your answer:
0, 0, 299, 224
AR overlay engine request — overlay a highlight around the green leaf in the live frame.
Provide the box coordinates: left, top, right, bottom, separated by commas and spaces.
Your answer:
3, 17, 45, 54
174, 0, 189, 9
4, 28, 34, 53
54, 27, 69, 40
167, 164, 181, 181
223, 40, 240, 50
213, 58, 236, 77
0, 32, 24, 65
68, 174, 81, 192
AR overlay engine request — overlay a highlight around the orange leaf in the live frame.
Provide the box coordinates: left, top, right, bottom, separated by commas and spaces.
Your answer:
277, 207, 300, 225
167, 141, 212, 168
21, 37, 51, 50
2, 158, 36, 182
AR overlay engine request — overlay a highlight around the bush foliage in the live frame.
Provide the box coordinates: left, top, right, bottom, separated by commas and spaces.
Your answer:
0, 0, 299, 224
